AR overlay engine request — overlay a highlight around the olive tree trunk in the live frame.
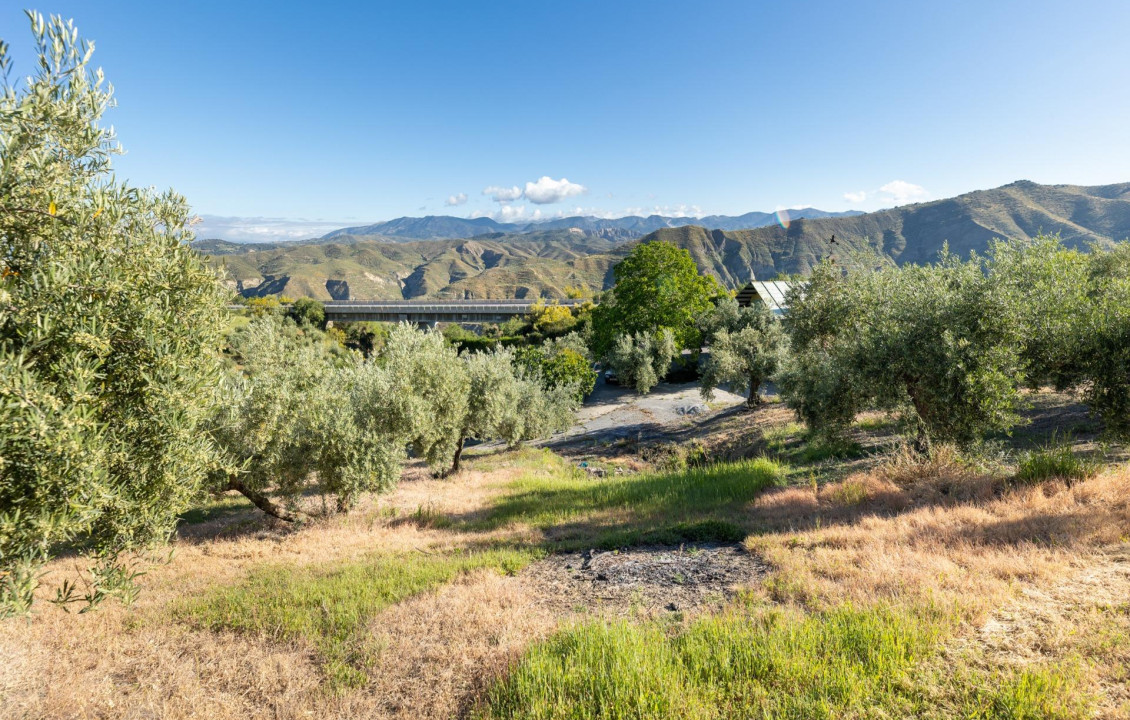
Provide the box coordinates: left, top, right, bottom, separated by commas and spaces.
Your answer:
746, 373, 763, 407
227, 478, 306, 522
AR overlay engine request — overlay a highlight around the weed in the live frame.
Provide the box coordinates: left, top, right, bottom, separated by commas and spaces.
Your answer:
1015, 441, 1099, 486
412, 502, 453, 528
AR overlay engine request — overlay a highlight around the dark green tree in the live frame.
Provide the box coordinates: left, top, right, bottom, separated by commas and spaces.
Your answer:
590, 241, 722, 359
287, 297, 326, 328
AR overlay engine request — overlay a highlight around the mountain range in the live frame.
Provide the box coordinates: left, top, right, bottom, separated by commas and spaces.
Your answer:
200, 180, 1130, 301
318, 208, 864, 243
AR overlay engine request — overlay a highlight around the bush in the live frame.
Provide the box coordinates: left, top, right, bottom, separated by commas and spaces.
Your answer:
342, 321, 388, 356
515, 333, 597, 401
286, 297, 325, 328
528, 299, 578, 336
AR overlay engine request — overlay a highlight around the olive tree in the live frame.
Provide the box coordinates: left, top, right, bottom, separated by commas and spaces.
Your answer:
208, 318, 364, 520
378, 323, 470, 471
445, 345, 574, 472
971, 235, 1130, 436
211, 320, 472, 517
447, 348, 578, 475
780, 250, 1026, 450
0, 15, 228, 615
699, 297, 784, 406
607, 329, 678, 395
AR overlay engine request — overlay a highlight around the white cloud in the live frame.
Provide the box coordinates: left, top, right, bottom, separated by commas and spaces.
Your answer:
524, 176, 587, 204
496, 204, 528, 222
193, 215, 349, 243
483, 185, 523, 202
445, 192, 468, 207
879, 180, 928, 205
618, 204, 704, 218
843, 191, 867, 204
470, 205, 543, 222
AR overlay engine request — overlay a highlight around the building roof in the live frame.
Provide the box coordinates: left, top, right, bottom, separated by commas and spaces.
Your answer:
735, 280, 794, 315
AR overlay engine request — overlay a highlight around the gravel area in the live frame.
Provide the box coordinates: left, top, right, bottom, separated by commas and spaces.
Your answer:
523, 543, 766, 616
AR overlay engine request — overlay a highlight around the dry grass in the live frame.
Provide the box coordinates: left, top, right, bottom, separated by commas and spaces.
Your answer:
0, 456, 549, 720
747, 449, 1130, 621
355, 570, 559, 719
2, 438, 1129, 718
960, 544, 1130, 718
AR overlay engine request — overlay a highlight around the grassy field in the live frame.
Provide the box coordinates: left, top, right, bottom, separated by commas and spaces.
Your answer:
2, 397, 1128, 719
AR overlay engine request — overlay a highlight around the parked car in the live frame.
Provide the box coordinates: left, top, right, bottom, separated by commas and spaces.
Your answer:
603, 368, 619, 385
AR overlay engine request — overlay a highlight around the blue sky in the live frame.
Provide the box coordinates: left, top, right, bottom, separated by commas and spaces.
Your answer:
5, 1, 1130, 241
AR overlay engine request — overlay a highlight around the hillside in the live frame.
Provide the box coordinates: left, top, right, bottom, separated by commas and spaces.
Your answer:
655, 180, 1130, 281
204, 180, 1130, 300
211, 229, 621, 300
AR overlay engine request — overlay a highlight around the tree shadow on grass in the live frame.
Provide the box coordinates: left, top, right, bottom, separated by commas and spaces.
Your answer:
444, 459, 787, 550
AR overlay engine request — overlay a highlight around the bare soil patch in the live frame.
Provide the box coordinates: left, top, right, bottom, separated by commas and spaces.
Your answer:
523, 542, 766, 616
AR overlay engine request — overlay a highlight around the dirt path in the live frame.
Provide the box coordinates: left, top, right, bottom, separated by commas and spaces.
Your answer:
544, 378, 747, 455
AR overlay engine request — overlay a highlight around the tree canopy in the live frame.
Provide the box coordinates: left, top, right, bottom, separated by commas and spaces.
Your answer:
590, 241, 721, 359
778, 235, 1130, 448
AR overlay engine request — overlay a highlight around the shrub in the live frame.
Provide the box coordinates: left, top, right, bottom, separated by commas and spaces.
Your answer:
286, 297, 325, 328
515, 333, 597, 401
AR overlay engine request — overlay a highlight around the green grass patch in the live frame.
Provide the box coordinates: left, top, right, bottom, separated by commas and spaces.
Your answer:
477, 602, 1093, 720
182, 546, 538, 691
477, 602, 955, 719
762, 421, 806, 453
794, 437, 866, 464
1014, 443, 1099, 486
469, 458, 786, 549
762, 421, 865, 466
177, 493, 255, 525
467, 446, 572, 474
955, 662, 1092, 720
